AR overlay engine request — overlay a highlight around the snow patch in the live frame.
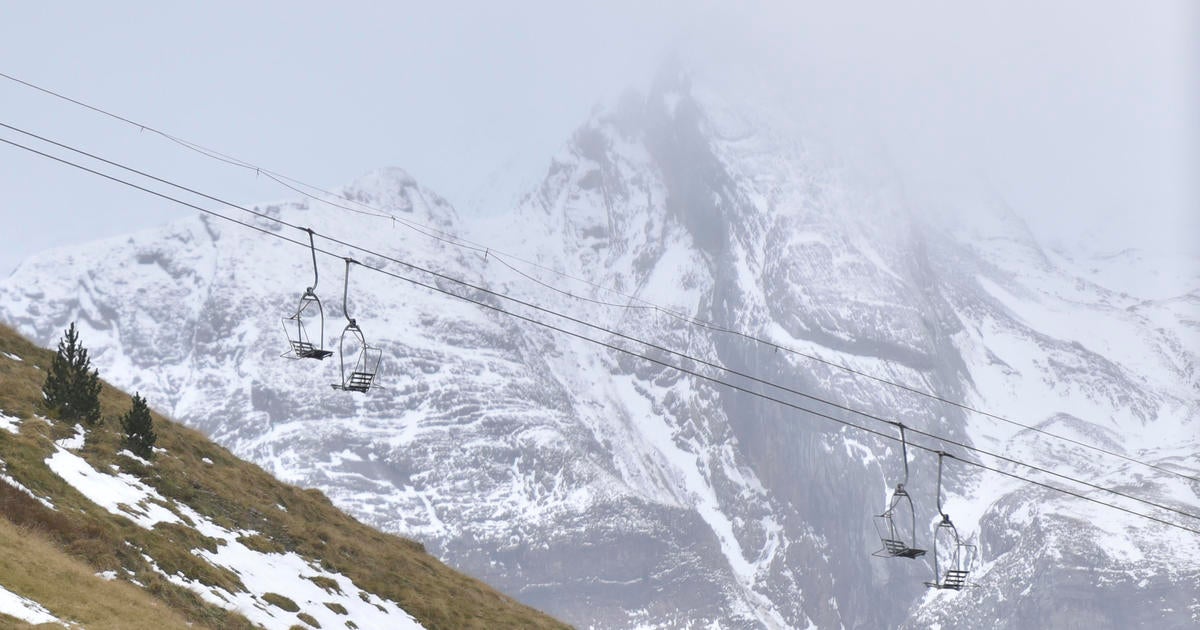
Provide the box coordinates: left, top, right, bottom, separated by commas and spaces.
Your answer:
45, 445, 425, 629
54, 424, 85, 450
0, 583, 64, 626
1, 351, 21, 362
45, 448, 182, 529
155, 539, 426, 630
0, 412, 19, 434
117, 449, 151, 466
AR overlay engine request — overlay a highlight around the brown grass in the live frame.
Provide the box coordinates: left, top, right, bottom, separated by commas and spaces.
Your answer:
0, 518, 195, 630
308, 575, 341, 594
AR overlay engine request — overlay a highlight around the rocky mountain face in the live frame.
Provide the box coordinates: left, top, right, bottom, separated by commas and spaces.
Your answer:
2, 70, 1197, 628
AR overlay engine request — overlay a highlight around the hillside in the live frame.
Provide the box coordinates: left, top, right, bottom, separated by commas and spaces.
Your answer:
0, 323, 568, 630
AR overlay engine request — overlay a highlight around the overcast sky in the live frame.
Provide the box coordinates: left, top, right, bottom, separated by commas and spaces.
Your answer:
1, 1, 1196, 276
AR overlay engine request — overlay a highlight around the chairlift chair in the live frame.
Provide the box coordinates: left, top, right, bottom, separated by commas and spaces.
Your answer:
924, 452, 977, 590
283, 288, 333, 360
874, 424, 926, 559
335, 320, 382, 392
874, 485, 925, 559
282, 228, 333, 360
330, 258, 382, 393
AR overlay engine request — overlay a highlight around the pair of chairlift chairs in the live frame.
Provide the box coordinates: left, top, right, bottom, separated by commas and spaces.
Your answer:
874, 425, 976, 590
281, 229, 382, 393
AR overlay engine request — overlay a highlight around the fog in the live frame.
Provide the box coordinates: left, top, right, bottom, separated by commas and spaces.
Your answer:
1, 1, 1195, 275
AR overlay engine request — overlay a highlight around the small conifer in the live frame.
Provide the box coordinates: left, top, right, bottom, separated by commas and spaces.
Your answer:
121, 392, 156, 460
42, 322, 102, 426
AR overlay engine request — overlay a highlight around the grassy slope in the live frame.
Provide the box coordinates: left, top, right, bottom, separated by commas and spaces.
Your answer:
0, 323, 569, 630
0, 517, 195, 630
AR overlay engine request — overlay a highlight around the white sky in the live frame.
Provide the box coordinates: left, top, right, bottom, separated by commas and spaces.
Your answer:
1, 1, 1196, 276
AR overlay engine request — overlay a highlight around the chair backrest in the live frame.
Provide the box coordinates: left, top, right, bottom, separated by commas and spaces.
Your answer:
283, 290, 327, 360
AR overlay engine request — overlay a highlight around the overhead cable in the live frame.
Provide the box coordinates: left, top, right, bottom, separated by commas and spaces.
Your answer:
2, 70, 1189, 485
3, 121, 1198, 525
2, 130, 1198, 538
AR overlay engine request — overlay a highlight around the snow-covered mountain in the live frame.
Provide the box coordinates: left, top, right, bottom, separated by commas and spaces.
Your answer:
2, 69, 1197, 628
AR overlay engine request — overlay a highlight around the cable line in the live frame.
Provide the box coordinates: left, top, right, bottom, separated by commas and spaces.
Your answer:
2, 131, 1197, 539
5, 70, 1192, 485
3, 121, 1197, 526
3, 70, 1189, 486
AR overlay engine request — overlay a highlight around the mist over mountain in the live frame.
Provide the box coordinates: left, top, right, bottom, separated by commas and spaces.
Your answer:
2, 69, 1197, 628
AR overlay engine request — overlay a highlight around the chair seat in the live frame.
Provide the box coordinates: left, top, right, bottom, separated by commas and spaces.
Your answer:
290, 341, 332, 360
942, 570, 969, 589
880, 539, 926, 558
346, 371, 375, 392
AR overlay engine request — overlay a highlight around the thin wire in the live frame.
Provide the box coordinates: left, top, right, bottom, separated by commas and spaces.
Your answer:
487, 252, 661, 311
3, 70, 1187, 486
2, 132, 1198, 538
3, 126, 1198, 526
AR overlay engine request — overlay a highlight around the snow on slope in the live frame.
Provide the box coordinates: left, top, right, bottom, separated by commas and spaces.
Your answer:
45, 443, 424, 630
1, 69, 1198, 628
0, 584, 65, 627
0, 412, 18, 434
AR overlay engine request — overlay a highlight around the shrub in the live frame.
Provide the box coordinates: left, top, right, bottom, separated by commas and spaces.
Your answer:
308, 575, 341, 594
262, 592, 299, 612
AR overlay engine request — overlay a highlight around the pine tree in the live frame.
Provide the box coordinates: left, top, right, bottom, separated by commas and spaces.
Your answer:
120, 393, 156, 460
42, 322, 102, 426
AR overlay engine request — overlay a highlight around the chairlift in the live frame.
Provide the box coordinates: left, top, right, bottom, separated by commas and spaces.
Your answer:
282, 228, 333, 360
924, 452, 976, 590
874, 424, 926, 559
330, 258, 382, 393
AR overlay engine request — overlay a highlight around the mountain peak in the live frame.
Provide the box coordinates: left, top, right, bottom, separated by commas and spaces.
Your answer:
329, 166, 459, 233
350, 166, 418, 191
